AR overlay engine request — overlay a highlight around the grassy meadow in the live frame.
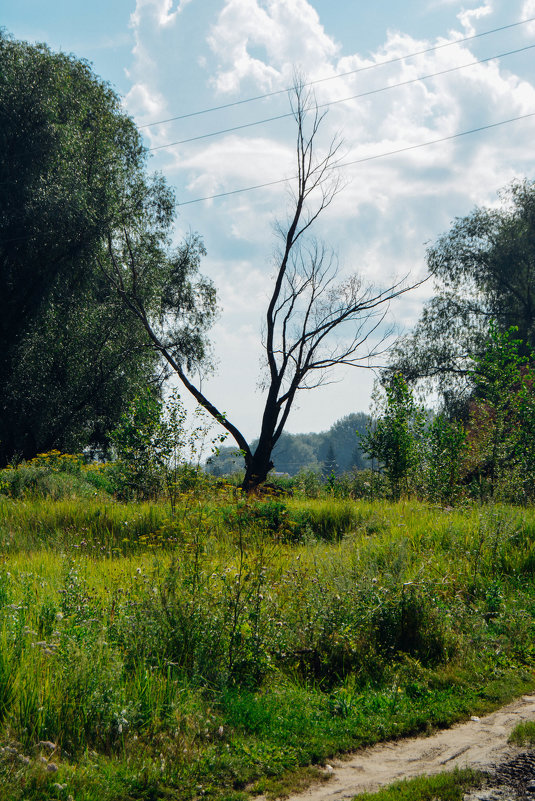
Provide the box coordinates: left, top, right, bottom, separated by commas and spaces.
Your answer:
1, 461, 535, 799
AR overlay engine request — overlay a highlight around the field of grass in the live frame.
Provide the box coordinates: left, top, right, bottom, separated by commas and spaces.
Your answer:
1, 478, 535, 800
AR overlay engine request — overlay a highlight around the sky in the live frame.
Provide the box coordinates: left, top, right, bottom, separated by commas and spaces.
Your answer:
3, 0, 535, 442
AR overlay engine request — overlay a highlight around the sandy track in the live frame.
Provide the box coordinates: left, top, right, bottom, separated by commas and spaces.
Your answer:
281, 695, 535, 800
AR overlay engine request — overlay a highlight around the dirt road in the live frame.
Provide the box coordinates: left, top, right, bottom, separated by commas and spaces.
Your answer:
281, 695, 535, 800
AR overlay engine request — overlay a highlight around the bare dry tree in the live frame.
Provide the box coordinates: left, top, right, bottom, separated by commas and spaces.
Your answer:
102, 80, 421, 492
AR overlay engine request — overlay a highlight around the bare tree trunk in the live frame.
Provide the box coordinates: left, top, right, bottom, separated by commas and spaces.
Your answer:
242, 446, 274, 493
242, 402, 279, 491
104, 79, 423, 494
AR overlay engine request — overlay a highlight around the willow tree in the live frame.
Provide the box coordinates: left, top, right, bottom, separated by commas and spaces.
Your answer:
388, 179, 535, 411
0, 32, 215, 464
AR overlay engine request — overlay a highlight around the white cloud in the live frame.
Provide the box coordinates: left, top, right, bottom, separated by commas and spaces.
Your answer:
171, 135, 293, 220
120, 0, 535, 431
183, 9, 535, 333
522, 0, 535, 36
125, 0, 195, 124
125, 79, 167, 120
207, 0, 339, 94
457, 2, 493, 35
131, 0, 191, 29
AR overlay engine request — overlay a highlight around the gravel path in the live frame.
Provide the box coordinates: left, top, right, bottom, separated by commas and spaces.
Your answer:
277, 695, 535, 801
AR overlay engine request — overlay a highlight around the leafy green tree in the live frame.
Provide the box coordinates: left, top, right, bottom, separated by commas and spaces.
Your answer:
516, 370, 535, 498
325, 412, 370, 471
389, 179, 535, 410
362, 374, 425, 500
2, 269, 161, 462
111, 387, 225, 504
0, 31, 215, 464
465, 325, 535, 499
322, 441, 338, 478
424, 414, 466, 504
110, 388, 165, 501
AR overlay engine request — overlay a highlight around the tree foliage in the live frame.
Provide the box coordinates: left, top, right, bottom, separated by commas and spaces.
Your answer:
110, 387, 225, 504
464, 325, 535, 500
0, 31, 214, 464
389, 179, 535, 409
361, 373, 425, 499
367, 327, 535, 504
424, 413, 466, 504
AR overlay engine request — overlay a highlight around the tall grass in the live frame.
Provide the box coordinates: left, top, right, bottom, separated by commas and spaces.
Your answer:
0, 492, 535, 800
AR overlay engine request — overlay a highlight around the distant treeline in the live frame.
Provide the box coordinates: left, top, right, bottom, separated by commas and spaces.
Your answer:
206, 412, 371, 476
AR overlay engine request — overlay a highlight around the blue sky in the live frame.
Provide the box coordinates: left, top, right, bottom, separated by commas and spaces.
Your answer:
3, 0, 535, 441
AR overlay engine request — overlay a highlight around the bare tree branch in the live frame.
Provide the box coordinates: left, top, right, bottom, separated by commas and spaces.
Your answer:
105, 77, 423, 492
98, 235, 252, 460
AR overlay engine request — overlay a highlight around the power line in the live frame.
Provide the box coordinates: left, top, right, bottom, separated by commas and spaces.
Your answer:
177, 111, 535, 206
139, 15, 535, 129
3, 112, 534, 242
148, 43, 535, 151
4, 110, 532, 242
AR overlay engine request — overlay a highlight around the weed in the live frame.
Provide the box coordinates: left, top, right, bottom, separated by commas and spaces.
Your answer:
509, 720, 535, 746
0, 498, 533, 801
352, 768, 482, 800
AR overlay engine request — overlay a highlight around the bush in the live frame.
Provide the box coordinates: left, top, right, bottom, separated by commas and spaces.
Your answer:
369, 583, 456, 666
0, 451, 109, 499
111, 533, 272, 690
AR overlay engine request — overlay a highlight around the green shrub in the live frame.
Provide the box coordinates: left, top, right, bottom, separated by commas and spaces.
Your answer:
221, 499, 296, 540
292, 501, 357, 541
370, 584, 456, 666
0, 451, 110, 500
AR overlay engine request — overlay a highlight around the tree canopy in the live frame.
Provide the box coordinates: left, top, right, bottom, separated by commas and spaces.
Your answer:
0, 31, 214, 464
389, 179, 535, 409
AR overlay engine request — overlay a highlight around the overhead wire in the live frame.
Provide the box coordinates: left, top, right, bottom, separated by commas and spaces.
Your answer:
2, 111, 535, 241
177, 111, 535, 206
148, 42, 535, 151
138, 15, 535, 129
2, 15, 535, 230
